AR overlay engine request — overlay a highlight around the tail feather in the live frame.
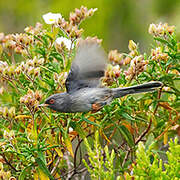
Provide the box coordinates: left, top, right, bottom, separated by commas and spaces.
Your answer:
112, 81, 162, 98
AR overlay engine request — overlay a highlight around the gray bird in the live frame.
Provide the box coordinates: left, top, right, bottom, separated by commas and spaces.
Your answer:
40, 40, 162, 113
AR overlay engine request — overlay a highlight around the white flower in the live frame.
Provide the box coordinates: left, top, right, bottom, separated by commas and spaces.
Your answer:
55, 37, 74, 50
42, 12, 62, 24
69, 127, 73, 132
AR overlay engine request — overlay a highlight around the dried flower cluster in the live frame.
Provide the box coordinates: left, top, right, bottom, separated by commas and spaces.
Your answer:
24, 22, 44, 35
56, 6, 97, 39
53, 72, 68, 86
0, 22, 46, 59
124, 55, 148, 80
20, 89, 43, 108
16, 57, 44, 77
105, 40, 143, 83
103, 64, 121, 85
151, 47, 168, 61
108, 50, 123, 65
148, 23, 175, 36
124, 40, 138, 65
69, 6, 97, 26
0, 61, 15, 81
0, 107, 16, 119
1, 33, 33, 57
0, 57, 44, 82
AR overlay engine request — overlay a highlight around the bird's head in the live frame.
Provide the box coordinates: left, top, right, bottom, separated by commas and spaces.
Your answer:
39, 93, 70, 112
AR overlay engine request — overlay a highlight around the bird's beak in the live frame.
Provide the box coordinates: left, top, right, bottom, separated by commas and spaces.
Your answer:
38, 104, 49, 107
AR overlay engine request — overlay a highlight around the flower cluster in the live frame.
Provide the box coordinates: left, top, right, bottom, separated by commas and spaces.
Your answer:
69, 6, 97, 26
124, 55, 148, 80
151, 47, 168, 61
15, 57, 44, 77
148, 23, 175, 36
24, 22, 44, 35
0, 23, 47, 59
0, 57, 44, 82
103, 64, 121, 85
55, 37, 73, 53
1, 32, 33, 56
58, 6, 97, 39
84, 36, 102, 44
108, 50, 123, 65
57, 18, 83, 39
124, 40, 138, 65
20, 89, 43, 108
0, 107, 16, 119
53, 72, 68, 86
0, 61, 15, 81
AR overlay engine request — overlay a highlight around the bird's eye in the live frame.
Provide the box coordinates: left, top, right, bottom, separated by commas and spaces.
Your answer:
49, 99, 55, 104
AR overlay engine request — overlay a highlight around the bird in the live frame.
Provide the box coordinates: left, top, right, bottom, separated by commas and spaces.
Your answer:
39, 39, 162, 113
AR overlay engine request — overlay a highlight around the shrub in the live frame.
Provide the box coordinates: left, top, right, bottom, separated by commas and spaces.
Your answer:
0, 6, 179, 179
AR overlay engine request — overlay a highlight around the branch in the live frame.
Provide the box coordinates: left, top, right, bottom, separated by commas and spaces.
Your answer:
135, 118, 152, 145
1, 153, 19, 172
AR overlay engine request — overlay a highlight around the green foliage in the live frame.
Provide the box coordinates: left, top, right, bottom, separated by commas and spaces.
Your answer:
126, 137, 180, 180
83, 131, 115, 180
0, 7, 179, 179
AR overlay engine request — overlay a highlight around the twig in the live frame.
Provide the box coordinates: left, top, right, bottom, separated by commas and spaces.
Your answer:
135, 118, 152, 145
51, 156, 61, 175
122, 150, 131, 167
39, 106, 50, 120
1, 153, 19, 172
73, 133, 94, 173
1, 75, 20, 93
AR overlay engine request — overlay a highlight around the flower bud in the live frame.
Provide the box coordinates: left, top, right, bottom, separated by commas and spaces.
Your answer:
3, 107, 9, 118
8, 107, 16, 118
128, 40, 137, 51
34, 67, 40, 77
15, 65, 22, 75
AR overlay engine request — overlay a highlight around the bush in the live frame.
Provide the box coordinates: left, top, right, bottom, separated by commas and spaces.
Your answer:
0, 6, 179, 179
125, 137, 180, 180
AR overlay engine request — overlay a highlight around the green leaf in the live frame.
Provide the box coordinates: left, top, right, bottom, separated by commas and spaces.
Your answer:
118, 125, 134, 147
121, 112, 134, 121
154, 37, 174, 50
19, 164, 33, 180
35, 158, 55, 180
49, 52, 63, 62
145, 133, 155, 151
81, 116, 101, 127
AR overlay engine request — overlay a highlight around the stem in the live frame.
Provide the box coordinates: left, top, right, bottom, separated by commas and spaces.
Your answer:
51, 156, 61, 175
1, 153, 19, 172
135, 118, 152, 145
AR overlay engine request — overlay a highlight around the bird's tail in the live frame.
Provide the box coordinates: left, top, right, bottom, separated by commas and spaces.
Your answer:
112, 81, 162, 98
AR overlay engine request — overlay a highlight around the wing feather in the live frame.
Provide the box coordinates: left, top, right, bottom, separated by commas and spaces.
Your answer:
65, 40, 107, 93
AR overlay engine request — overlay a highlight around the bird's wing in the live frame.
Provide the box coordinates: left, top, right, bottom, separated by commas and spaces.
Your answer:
65, 40, 107, 93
